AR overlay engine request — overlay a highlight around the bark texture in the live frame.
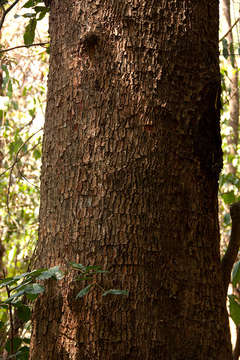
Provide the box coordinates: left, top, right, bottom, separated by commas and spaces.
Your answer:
30, 1, 232, 359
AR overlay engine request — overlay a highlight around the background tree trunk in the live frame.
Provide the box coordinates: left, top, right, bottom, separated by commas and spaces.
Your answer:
222, 0, 239, 175
30, 1, 233, 359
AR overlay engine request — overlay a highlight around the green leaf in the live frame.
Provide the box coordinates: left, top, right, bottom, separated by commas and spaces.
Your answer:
12, 279, 32, 293
7, 80, 13, 98
2, 64, 9, 79
0, 277, 17, 288
16, 304, 31, 322
9, 136, 24, 155
23, 13, 36, 18
223, 213, 231, 226
13, 346, 29, 360
24, 283, 45, 295
24, 18, 37, 45
94, 269, 109, 274
0, 304, 8, 310
232, 261, 240, 287
25, 268, 47, 279
102, 289, 129, 296
37, 8, 48, 20
0, 320, 5, 329
221, 190, 236, 204
222, 38, 229, 59
22, 338, 31, 344
33, 148, 41, 159
22, 86, 28, 96
5, 337, 22, 353
28, 108, 36, 117
76, 284, 93, 298
69, 262, 86, 271
23, 0, 36, 8
26, 293, 39, 301
229, 295, 240, 326
84, 265, 104, 273
4, 290, 26, 304
36, 266, 64, 280
5, 282, 45, 303
12, 272, 34, 280
34, 6, 46, 12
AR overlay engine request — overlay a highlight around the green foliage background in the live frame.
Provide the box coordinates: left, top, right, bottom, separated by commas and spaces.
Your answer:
0, 1, 49, 356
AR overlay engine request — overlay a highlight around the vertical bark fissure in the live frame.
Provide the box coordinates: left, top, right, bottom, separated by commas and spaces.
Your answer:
30, 1, 232, 359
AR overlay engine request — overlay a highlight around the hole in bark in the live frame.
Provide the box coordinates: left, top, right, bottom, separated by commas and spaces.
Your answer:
82, 32, 99, 50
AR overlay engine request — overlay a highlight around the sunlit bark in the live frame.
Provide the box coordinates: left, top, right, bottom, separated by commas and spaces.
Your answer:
30, 1, 232, 359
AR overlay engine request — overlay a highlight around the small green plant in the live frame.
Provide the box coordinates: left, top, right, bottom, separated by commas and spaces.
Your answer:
22, 0, 50, 46
69, 262, 129, 298
228, 260, 240, 327
0, 263, 128, 359
0, 267, 63, 359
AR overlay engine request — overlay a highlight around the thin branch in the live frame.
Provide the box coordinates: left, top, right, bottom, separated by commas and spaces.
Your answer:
17, 161, 40, 189
0, 42, 49, 54
2, 269, 14, 356
219, 17, 240, 42
5, 128, 43, 215
222, 88, 238, 107
0, 128, 43, 178
0, 0, 20, 30
222, 202, 240, 295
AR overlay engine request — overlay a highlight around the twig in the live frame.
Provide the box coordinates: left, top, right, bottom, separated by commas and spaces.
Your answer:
222, 88, 238, 107
0, 42, 49, 54
2, 269, 14, 357
17, 164, 40, 189
219, 17, 240, 42
95, 282, 106, 292
0, 0, 20, 31
5, 128, 43, 215
222, 202, 240, 294
0, 126, 41, 178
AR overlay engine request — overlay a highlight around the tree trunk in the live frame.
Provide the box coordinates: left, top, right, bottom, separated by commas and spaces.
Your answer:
30, 1, 233, 359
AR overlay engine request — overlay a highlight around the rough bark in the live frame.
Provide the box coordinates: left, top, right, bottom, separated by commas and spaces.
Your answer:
30, 1, 232, 359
